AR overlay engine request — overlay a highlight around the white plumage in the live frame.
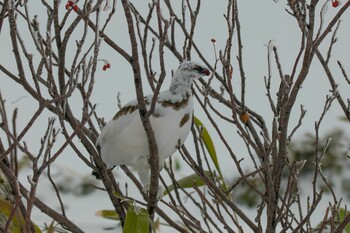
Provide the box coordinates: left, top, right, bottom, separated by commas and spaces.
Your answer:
96, 61, 210, 194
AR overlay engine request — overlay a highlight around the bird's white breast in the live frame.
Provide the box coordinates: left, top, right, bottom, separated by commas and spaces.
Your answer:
96, 94, 194, 168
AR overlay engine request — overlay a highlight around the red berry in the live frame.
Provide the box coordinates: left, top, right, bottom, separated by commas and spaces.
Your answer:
106, 63, 110, 68
68, 1, 74, 6
332, 0, 339, 7
65, 4, 71, 10
73, 5, 78, 12
211, 38, 216, 43
102, 65, 107, 71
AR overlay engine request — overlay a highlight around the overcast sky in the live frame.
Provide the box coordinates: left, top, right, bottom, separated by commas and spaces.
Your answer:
0, 1, 349, 232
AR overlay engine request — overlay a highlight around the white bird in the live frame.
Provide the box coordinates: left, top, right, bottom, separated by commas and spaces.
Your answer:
96, 61, 210, 195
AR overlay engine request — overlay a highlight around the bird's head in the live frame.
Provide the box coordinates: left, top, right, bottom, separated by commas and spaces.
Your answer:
169, 61, 210, 96
177, 61, 211, 79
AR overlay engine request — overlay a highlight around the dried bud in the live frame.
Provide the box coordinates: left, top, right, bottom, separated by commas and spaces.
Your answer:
240, 112, 250, 124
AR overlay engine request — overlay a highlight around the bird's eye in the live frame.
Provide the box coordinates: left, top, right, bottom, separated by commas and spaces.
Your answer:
193, 65, 210, 76
194, 65, 204, 73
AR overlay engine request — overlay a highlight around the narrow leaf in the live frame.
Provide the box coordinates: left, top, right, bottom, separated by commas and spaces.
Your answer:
0, 197, 24, 232
95, 210, 120, 220
113, 191, 126, 200
123, 205, 149, 233
46, 220, 55, 233
0, 197, 13, 216
339, 208, 350, 233
0, 197, 42, 233
193, 116, 223, 177
164, 171, 214, 195
34, 224, 42, 233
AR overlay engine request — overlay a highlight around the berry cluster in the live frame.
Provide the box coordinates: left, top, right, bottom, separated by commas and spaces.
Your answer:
102, 63, 111, 71
65, 1, 78, 12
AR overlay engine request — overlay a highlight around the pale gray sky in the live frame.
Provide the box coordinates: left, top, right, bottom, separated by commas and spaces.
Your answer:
0, 1, 349, 232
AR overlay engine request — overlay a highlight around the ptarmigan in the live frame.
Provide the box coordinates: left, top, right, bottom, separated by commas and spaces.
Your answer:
96, 61, 210, 194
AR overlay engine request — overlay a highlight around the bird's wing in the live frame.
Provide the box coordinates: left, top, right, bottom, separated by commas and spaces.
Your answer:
96, 94, 156, 167
96, 97, 143, 147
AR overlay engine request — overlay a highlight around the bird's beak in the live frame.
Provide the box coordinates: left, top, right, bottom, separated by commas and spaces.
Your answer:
202, 68, 210, 76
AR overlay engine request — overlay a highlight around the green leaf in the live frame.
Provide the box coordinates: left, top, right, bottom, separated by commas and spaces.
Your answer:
34, 224, 42, 233
0, 197, 24, 233
0, 197, 13, 215
46, 220, 55, 233
123, 205, 149, 233
113, 191, 127, 200
95, 210, 120, 220
112, 192, 134, 206
0, 197, 42, 233
339, 208, 350, 233
193, 116, 223, 178
164, 171, 214, 195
